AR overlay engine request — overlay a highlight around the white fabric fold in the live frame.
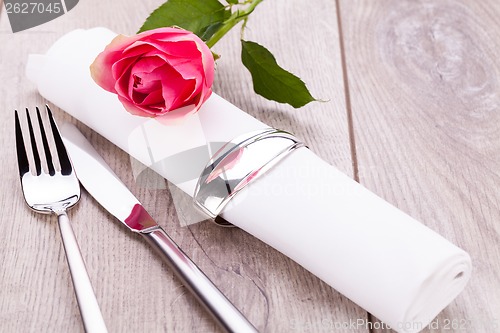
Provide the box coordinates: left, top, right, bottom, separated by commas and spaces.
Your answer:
26, 27, 472, 333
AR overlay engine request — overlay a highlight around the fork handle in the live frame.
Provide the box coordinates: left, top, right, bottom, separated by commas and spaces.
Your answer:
57, 212, 108, 333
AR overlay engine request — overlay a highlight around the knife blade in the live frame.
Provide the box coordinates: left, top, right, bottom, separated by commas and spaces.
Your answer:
60, 123, 258, 333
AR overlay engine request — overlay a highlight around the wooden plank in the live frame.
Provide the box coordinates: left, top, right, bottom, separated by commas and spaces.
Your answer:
213, 0, 354, 173
199, 0, 369, 330
0, 0, 6, 28
0, 0, 369, 332
339, 0, 500, 332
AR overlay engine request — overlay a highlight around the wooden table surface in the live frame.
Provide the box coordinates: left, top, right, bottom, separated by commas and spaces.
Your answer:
1, 0, 499, 332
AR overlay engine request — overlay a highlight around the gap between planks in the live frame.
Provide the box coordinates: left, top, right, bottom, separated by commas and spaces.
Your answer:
335, 0, 359, 183
335, 0, 374, 333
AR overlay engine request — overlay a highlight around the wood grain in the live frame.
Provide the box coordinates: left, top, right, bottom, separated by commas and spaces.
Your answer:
339, 0, 500, 331
3, 0, 496, 331
0, 1, 5, 25
0, 0, 369, 332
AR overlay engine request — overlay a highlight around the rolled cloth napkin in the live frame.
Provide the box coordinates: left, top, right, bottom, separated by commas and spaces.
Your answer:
26, 28, 471, 333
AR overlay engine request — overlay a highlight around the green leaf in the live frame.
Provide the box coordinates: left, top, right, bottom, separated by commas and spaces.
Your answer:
226, 0, 240, 4
241, 40, 316, 108
198, 22, 224, 41
138, 0, 231, 41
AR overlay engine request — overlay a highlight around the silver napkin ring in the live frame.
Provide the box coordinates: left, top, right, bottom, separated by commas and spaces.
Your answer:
193, 128, 305, 227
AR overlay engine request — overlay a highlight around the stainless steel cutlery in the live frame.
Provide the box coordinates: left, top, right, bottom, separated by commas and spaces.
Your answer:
14, 105, 256, 333
61, 123, 258, 333
15, 106, 107, 333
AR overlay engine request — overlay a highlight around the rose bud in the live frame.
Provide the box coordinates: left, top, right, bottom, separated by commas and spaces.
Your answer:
90, 27, 214, 120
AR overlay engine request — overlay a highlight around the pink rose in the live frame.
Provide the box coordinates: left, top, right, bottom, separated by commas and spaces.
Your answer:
90, 27, 214, 120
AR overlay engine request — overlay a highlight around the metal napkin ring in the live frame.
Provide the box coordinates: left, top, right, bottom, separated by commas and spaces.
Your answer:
193, 128, 305, 227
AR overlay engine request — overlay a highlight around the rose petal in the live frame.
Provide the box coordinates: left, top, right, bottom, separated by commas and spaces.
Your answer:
131, 80, 162, 104
90, 34, 132, 92
124, 35, 192, 54
198, 41, 215, 87
111, 56, 138, 83
140, 88, 164, 106
130, 56, 166, 75
118, 95, 155, 117
133, 78, 162, 95
169, 78, 196, 110
157, 64, 192, 110
154, 104, 197, 124
121, 43, 157, 59
154, 79, 212, 123
137, 27, 191, 40
92, 27, 214, 120
154, 52, 204, 83
114, 65, 134, 99
154, 40, 200, 59
127, 58, 163, 102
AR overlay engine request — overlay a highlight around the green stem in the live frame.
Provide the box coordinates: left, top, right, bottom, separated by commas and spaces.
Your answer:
205, 0, 263, 48
240, 17, 249, 40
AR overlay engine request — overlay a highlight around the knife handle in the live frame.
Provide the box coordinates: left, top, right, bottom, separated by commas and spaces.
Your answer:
141, 227, 258, 333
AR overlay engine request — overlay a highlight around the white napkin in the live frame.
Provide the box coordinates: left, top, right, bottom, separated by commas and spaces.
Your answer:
26, 28, 472, 333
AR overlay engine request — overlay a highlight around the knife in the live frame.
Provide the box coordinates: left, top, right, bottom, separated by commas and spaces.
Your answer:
60, 123, 258, 333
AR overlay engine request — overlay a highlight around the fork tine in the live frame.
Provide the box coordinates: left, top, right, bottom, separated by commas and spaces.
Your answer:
25, 108, 42, 176
47, 105, 72, 176
36, 107, 56, 176
15, 110, 30, 177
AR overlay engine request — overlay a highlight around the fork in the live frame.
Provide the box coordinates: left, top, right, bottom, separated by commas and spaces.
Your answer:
15, 105, 107, 333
